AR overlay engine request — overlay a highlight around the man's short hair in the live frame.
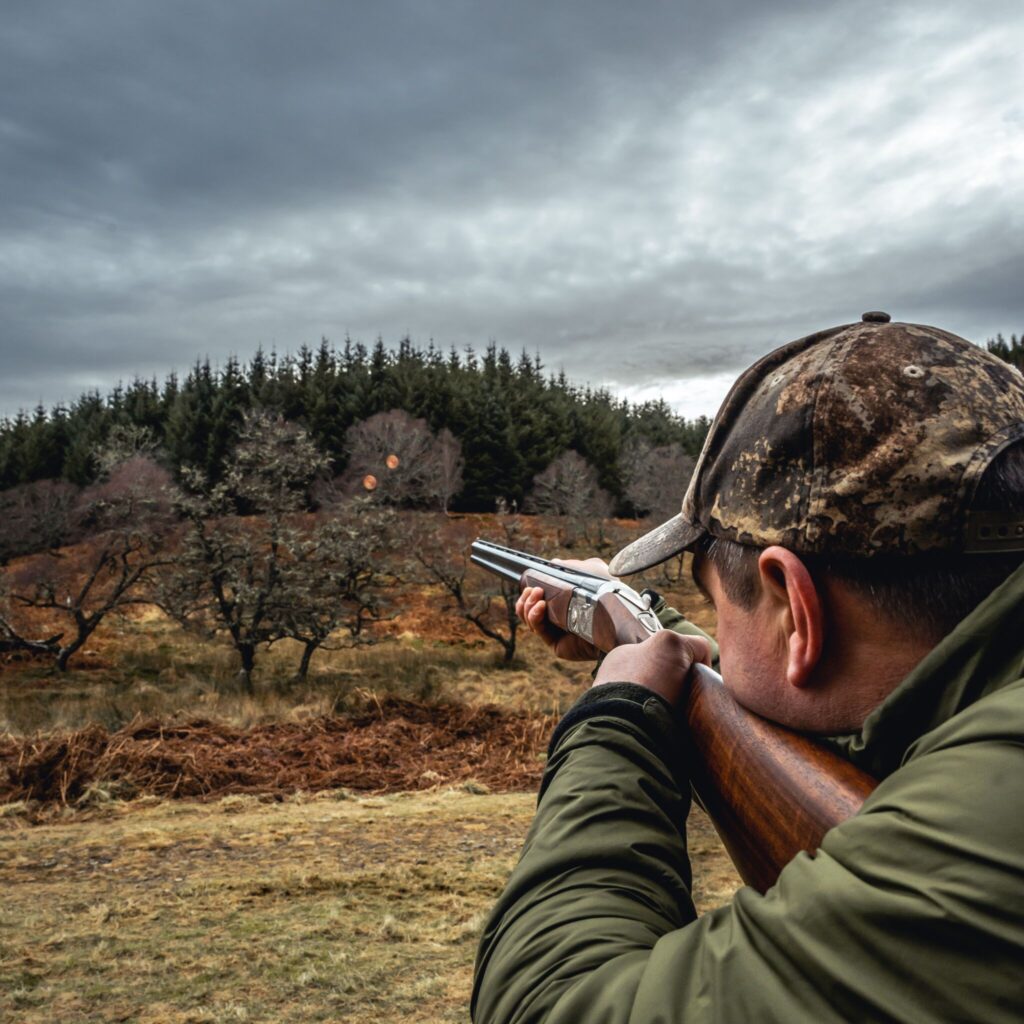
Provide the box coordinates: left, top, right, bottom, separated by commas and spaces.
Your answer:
697, 440, 1024, 641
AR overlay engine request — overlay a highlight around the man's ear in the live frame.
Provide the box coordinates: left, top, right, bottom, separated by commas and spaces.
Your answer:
757, 546, 824, 689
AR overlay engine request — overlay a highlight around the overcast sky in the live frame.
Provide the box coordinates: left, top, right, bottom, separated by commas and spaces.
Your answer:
2, 1, 1022, 421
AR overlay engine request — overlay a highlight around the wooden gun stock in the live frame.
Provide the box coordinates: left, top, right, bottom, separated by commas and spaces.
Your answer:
685, 664, 877, 893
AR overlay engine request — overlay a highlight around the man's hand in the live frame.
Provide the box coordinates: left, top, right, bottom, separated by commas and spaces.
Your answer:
593, 630, 712, 706
515, 557, 612, 661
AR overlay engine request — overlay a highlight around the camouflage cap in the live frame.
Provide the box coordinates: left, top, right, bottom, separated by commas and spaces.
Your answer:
610, 313, 1024, 576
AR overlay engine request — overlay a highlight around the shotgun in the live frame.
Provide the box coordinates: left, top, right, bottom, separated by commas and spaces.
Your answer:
470, 537, 877, 893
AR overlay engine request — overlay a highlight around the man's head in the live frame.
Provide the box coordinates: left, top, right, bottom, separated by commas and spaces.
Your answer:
611, 313, 1024, 732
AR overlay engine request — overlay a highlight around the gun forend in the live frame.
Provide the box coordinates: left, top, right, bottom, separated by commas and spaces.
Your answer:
470, 537, 661, 652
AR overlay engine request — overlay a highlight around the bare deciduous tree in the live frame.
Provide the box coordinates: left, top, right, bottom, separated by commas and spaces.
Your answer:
414, 516, 523, 662
94, 424, 159, 478
525, 450, 613, 547
158, 410, 331, 692
0, 456, 177, 670
271, 499, 397, 683
160, 410, 396, 689
621, 437, 695, 522
341, 409, 464, 510
430, 427, 464, 513
0, 478, 80, 565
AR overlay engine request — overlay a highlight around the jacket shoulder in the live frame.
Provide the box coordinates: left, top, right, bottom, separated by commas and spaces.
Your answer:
905, 675, 1024, 761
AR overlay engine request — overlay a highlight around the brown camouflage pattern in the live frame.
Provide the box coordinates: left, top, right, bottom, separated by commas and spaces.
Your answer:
610, 319, 1024, 576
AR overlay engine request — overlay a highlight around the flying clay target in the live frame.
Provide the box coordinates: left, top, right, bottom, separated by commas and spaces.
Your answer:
363, 474, 378, 491
386, 454, 400, 469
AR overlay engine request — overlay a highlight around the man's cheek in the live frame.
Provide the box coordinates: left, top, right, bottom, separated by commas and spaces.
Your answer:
718, 628, 768, 715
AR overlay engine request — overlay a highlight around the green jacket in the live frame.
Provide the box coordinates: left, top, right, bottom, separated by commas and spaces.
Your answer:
472, 569, 1024, 1022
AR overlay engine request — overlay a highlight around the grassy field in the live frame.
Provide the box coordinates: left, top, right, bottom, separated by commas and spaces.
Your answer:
0, 601, 600, 738
0, 789, 739, 1023
0, 536, 734, 1022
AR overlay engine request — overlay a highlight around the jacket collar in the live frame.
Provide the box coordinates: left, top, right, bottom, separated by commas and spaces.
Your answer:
828, 560, 1024, 779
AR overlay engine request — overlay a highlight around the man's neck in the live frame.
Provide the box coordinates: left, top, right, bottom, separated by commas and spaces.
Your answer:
809, 580, 936, 734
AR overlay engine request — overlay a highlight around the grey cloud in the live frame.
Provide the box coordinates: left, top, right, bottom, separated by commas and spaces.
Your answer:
2, 1, 783, 225
1, 0, 1022, 418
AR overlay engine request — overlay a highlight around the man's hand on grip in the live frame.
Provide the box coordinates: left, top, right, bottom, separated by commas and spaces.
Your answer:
593, 630, 711, 707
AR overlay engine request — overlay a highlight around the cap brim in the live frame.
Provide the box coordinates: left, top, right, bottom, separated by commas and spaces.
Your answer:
609, 514, 705, 576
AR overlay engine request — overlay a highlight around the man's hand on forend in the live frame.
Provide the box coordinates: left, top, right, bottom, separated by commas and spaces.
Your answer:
516, 557, 613, 661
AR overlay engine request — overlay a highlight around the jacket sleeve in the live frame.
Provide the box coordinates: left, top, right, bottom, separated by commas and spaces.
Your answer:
472, 685, 697, 1023
471, 685, 1024, 1024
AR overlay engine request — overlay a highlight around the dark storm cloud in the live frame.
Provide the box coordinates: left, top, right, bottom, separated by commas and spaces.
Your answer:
1, 0, 1022, 419
1, 1, 773, 226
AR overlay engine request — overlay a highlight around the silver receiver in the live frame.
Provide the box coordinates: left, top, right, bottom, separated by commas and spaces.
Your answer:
560, 581, 663, 645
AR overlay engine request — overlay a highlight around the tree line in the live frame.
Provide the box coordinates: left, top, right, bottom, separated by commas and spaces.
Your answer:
0, 334, 708, 681
0, 404, 669, 682
986, 332, 1024, 372
0, 338, 711, 514
4, 330, 1019, 510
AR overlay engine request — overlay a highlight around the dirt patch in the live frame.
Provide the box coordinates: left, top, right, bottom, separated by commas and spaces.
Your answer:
0, 698, 557, 815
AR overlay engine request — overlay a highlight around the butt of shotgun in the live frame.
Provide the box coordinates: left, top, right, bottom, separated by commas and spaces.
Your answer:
686, 664, 877, 893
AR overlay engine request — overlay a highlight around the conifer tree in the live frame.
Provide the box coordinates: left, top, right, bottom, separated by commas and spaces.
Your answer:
987, 332, 1024, 371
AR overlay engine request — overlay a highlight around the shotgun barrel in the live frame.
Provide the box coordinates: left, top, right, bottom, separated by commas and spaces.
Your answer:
470, 539, 610, 592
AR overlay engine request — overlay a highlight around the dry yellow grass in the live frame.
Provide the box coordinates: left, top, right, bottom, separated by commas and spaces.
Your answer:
0, 628, 585, 738
0, 539, 729, 1020
0, 789, 739, 1023
0, 539, 714, 738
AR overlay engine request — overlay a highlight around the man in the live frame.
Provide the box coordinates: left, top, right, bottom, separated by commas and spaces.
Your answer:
471, 313, 1024, 1022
